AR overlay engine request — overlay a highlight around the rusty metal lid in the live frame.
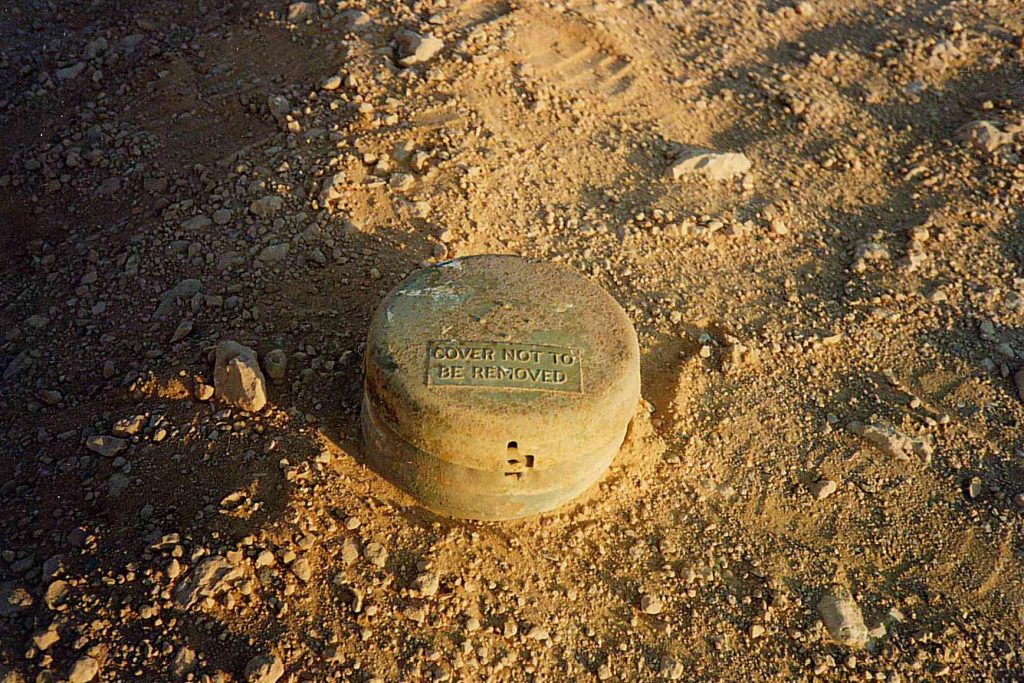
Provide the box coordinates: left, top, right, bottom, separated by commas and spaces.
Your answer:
361, 254, 640, 518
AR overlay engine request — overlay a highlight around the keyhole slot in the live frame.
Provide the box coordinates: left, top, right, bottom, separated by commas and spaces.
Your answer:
504, 441, 536, 478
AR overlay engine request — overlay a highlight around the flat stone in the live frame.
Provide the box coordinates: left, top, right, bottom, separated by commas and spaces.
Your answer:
55, 62, 86, 82
113, 414, 146, 436
667, 149, 752, 181
258, 243, 290, 263
68, 656, 99, 683
170, 319, 194, 343
155, 279, 202, 319
33, 623, 60, 651
181, 215, 212, 231
250, 195, 284, 217
108, 472, 132, 498
267, 95, 290, 123
85, 435, 128, 457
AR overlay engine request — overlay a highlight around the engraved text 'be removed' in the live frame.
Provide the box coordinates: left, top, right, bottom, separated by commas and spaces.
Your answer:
426, 341, 582, 392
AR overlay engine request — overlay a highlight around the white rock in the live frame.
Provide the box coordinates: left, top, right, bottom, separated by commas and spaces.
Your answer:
340, 538, 359, 565
818, 586, 869, 649
640, 594, 664, 615
526, 625, 550, 641
852, 239, 890, 273
396, 31, 444, 66
849, 421, 933, 464
255, 550, 276, 568
809, 479, 838, 500
214, 342, 268, 412
956, 120, 1012, 153
667, 150, 752, 181
287, 2, 315, 21
173, 555, 243, 608
363, 542, 388, 568
413, 571, 439, 597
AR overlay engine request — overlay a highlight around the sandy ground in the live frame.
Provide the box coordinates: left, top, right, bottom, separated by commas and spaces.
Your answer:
2, 0, 1024, 681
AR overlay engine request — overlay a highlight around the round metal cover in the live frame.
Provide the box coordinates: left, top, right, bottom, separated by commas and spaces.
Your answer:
361, 254, 640, 520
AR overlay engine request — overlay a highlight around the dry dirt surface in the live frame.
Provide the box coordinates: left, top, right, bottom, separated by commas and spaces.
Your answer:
2, 0, 1024, 681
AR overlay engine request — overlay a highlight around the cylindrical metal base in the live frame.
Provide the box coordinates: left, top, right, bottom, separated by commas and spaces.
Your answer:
361, 394, 625, 520
360, 255, 640, 520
